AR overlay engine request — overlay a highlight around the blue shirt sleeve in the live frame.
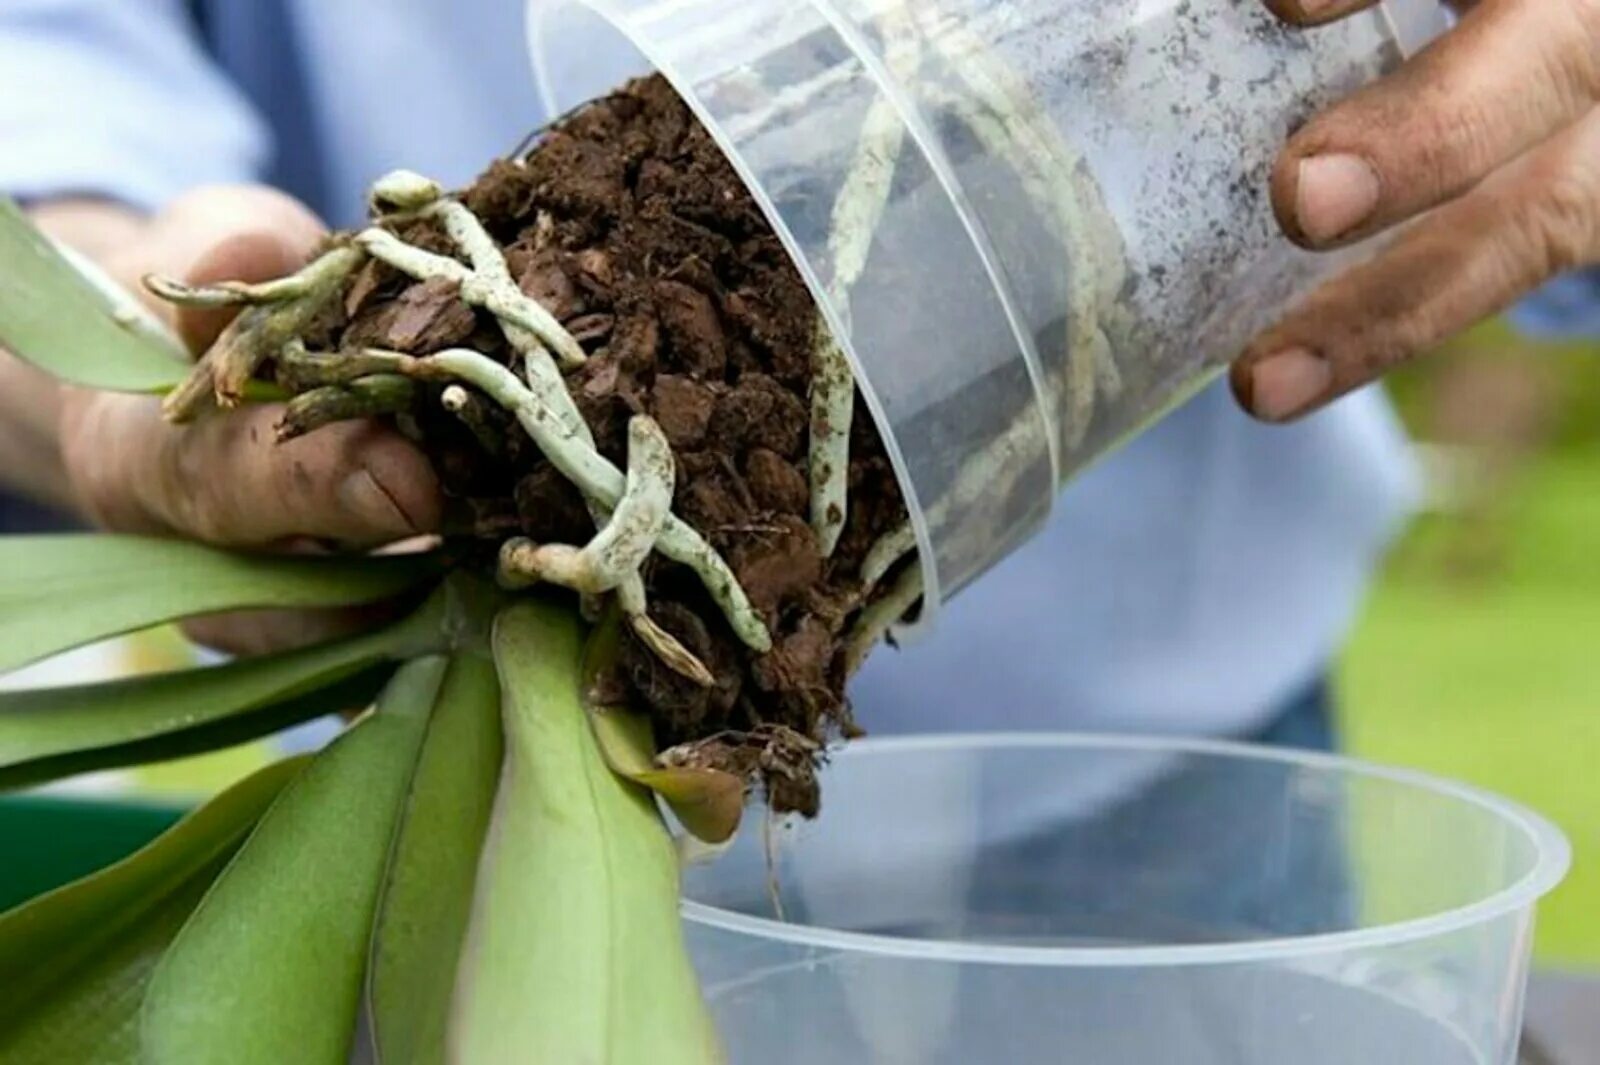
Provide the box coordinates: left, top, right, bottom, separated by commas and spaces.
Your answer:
1512, 270, 1600, 340
0, 0, 270, 212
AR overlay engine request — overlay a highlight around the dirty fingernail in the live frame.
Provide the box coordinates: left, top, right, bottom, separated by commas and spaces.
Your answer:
1297, 154, 1381, 243
1248, 348, 1332, 422
1277, 0, 1363, 25
339, 469, 418, 538
1292, 0, 1346, 17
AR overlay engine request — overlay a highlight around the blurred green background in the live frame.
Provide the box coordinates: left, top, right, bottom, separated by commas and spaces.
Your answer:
1341, 321, 1600, 969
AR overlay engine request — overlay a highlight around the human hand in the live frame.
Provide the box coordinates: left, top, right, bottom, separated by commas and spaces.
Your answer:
51, 186, 442, 654
1234, 0, 1599, 422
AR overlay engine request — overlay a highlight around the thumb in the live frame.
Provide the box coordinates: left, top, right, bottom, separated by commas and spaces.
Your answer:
1232, 109, 1600, 422
62, 389, 443, 549
102, 184, 328, 354
61, 183, 443, 548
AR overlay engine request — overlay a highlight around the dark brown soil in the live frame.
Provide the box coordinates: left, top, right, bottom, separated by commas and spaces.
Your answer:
314, 77, 909, 814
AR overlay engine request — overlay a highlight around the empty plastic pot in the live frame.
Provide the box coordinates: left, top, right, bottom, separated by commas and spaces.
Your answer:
680, 735, 1570, 1064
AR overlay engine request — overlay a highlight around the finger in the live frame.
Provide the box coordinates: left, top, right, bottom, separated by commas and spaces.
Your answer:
180, 539, 419, 657
1264, 0, 1478, 29
1233, 108, 1600, 422
1263, 0, 1382, 26
173, 230, 324, 354
61, 394, 442, 547
180, 604, 394, 658
1272, 0, 1600, 247
99, 184, 326, 351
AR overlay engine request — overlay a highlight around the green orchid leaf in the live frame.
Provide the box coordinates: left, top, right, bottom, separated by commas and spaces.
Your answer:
590, 707, 745, 846
449, 601, 722, 1064
583, 612, 745, 845
0, 757, 305, 1064
0, 196, 189, 393
142, 656, 447, 1065
0, 533, 440, 676
367, 652, 503, 1065
0, 620, 418, 791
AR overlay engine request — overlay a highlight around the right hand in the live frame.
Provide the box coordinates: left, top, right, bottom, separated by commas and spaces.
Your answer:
1237, 0, 1599, 423
52, 185, 442, 655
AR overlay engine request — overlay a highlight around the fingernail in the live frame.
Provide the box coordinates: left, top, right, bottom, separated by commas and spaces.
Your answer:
1292, 0, 1347, 17
339, 469, 418, 538
1248, 348, 1332, 422
1296, 154, 1381, 243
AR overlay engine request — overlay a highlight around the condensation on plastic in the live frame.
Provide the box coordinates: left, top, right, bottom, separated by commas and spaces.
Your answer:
529, 0, 1452, 626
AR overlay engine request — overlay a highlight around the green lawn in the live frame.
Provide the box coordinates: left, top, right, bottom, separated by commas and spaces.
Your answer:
1341, 454, 1600, 968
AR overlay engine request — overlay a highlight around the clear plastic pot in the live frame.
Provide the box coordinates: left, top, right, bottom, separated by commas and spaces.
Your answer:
679, 736, 1570, 1064
529, 0, 1453, 622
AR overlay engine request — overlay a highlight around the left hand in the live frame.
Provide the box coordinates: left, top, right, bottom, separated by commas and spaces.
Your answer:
45, 186, 443, 656
1234, 0, 1600, 422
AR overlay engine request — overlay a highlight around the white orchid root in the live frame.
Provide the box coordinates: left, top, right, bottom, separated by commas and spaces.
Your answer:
404, 346, 773, 655
355, 174, 799, 654
845, 560, 924, 676
155, 244, 365, 422
360, 169, 587, 370
145, 272, 331, 310
911, 6, 1128, 452
807, 328, 854, 559
861, 521, 916, 587
148, 154, 939, 679
276, 373, 415, 442
497, 416, 716, 686
498, 416, 673, 596
808, 4, 922, 560
617, 576, 717, 689
275, 338, 406, 391
439, 384, 508, 458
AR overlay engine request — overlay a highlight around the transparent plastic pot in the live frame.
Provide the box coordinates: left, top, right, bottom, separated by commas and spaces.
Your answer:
530, 0, 1452, 625
679, 736, 1570, 1065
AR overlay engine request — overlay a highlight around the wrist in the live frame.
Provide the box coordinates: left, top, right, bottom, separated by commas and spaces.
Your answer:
0, 353, 72, 513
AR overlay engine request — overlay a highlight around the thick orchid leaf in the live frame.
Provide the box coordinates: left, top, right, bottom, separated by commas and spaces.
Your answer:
142, 657, 447, 1065
590, 708, 745, 846
367, 653, 502, 1065
0, 874, 207, 1065
0, 757, 305, 1063
0, 196, 188, 393
583, 613, 745, 845
448, 601, 721, 1064
0, 534, 440, 676
0, 620, 419, 791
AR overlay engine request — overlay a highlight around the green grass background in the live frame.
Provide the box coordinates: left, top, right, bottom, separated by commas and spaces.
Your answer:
1341, 325, 1600, 968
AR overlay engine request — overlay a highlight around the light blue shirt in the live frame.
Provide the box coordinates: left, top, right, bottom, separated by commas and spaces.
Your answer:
1514, 270, 1600, 340
4, 0, 1519, 740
